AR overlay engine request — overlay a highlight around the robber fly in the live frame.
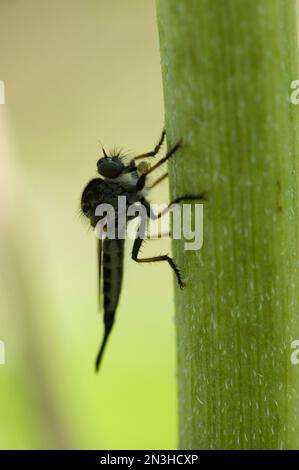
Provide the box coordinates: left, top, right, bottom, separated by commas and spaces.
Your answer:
81, 130, 201, 371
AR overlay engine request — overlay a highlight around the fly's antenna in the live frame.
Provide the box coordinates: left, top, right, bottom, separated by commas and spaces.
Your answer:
98, 139, 108, 158
95, 310, 115, 371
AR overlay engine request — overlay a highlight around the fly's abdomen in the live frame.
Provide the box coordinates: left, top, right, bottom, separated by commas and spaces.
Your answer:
103, 238, 125, 314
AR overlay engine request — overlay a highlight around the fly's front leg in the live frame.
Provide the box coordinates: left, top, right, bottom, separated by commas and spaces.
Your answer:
136, 140, 182, 191
132, 235, 185, 289
134, 129, 166, 162
144, 140, 182, 177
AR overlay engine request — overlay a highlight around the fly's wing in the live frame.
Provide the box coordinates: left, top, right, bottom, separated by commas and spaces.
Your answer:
97, 238, 103, 312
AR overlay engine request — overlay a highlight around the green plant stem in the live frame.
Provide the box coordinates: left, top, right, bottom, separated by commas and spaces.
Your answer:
156, 0, 299, 450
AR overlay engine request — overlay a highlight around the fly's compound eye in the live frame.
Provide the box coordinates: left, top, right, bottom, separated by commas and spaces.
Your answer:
97, 157, 124, 178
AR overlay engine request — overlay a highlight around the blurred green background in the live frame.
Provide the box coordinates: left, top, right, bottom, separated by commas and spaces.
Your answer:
0, 0, 177, 449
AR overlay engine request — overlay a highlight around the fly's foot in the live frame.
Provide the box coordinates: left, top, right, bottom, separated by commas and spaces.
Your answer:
166, 255, 185, 289
171, 192, 208, 205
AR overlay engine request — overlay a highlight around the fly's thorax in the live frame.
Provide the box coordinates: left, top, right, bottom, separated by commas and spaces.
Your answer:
108, 172, 137, 188
81, 166, 149, 231
106, 170, 149, 200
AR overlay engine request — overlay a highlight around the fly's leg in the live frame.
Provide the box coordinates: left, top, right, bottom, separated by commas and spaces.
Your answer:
135, 194, 207, 287
171, 195, 208, 204
147, 230, 171, 238
141, 193, 208, 221
134, 129, 166, 161
132, 235, 184, 288
148, 172, 168, 189
136, 140, 182, 190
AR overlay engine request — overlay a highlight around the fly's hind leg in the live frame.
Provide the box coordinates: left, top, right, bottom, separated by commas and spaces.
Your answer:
148, 172, 168, 189
135, 194, 208, 287
132, 235, 184, 289
141, 193, 208, 221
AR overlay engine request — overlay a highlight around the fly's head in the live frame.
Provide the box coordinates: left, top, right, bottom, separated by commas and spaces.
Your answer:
97, 148, 150, 189
97, 147, 137, 182
97, 149, 125, 179
97, 149, 150, 191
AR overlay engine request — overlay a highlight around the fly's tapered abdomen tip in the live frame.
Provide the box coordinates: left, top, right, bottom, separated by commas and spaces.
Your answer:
95, 310, 116, 373
95, 344, 107, 372
95, 339, 107, 372
95, 357, 101, 373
